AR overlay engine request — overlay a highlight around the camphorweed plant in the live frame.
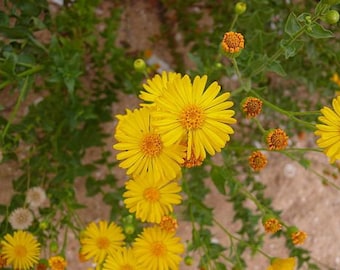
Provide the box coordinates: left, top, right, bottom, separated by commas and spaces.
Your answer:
1, 0, 340, 269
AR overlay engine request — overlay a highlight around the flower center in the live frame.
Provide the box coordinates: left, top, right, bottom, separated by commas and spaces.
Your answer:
96, 236, 110, 249
180, 105, 205, 130
267, 129, 288, 150
14, 245, 27, 258
120, 265, 133, 270
243, 97, 262, 118
159, 216, 178, 233
143, 187, 160, 202
151, 241, 166, 257
140, 133, 162, 157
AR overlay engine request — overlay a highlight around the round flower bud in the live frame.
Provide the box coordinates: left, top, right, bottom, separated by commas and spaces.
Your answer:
49, 241, 59, 253
39, 221, 49, 230
221, 32, 245, 58
325, 10, 340, 24
124, 224, 135, 235
234, 2, 247, 15
133, 58, 147, 73
184, 256, 193, 266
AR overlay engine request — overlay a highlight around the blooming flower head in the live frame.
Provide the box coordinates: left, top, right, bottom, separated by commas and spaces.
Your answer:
8, 208, 34, 230
123, 176, 182, 223
242, 96, 263, 118
159, 215, 178, 233
48, 256, 67, 270
80, 221, 125, 263
26, 186, 47, 208
263, 218, 282, 233
153, 75, 236, 161
248, 151, 267, 171
139, 71, 182, 105
1, 230, 41, 270
221, 32, 245, 56
133, 226, 184, 270
102, 247, 141, 270
291, 230, 307, 245
266, 128, 289, 150
113, 107, 185, 182
315, 96, 340, 163
267, 257, 296, 270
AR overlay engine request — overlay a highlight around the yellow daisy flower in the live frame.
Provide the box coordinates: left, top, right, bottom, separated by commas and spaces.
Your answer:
80, 220, 125, 264
315, 96, 340, 163
1, 230, 40, 270
139, 71, 182, 105
114, 107, 185, 182
102, 247, 141, 270
153, 75, 236, 160
133, 226, 184, 270
48, 256, 67, 270
267, 257, 296, 270
123, 176, 182, 223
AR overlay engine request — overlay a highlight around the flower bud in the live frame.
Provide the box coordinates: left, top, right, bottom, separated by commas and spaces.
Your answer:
39, 221, 49, 230
325, 10, 340, 24
49, 241, 59, 253
234, 2, 247, 15
124, 224, 135, 235
184, 255, 193, 266
133, 58, 147, 73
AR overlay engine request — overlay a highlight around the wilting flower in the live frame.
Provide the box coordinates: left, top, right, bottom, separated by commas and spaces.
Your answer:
267, 257, 296, 270
221, 32, 245, 56
153, 75, 236, 161
123, 176, 182, 223
26, 186, 47, 208
248, 151, 267, 171
48, 256, 67, 270
291, 230, 307, 245
315, 96, 340, 163
159, 215, 178, 233
1, 230, 41, 270
8, 208, 34, 230
133, 226, 184, 270
80, 221, 125, 263
263, 218, 282, 233
266, 128, 289, 150
114, 107, 185, 182
242, 96, 263, 118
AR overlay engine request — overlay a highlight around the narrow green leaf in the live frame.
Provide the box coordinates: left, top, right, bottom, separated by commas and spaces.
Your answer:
211, 166, 226, 195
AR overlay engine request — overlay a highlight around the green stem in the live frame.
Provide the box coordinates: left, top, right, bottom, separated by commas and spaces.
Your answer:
231, 58, 241, 80
1, 76, 29, 142
253, 118, 266, 134
249, 90, 316, 130
229, 14, 239, 31
17, 65, 43, 78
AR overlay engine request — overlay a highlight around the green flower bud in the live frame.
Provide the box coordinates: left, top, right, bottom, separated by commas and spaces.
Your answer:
234, 2, 247, 15
124, 224, 135, 235
133, 58, 147, 73
49, 241, 59, 253
39, 221, 49, 230
184, 256, 193, 266
325, 10, 340, 24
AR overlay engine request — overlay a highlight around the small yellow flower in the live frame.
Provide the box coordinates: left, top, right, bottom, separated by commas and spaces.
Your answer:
263, 218, 282, 233
159, 215, 178, 233
291, 230, 307, 245
221, 32, 245, 56
248, 151, 267, 171
242, 97, 263, 118
266, 128, 289, 150
331, 72, 340, 87
267, 257, 296, 270
48, 256, 67, 270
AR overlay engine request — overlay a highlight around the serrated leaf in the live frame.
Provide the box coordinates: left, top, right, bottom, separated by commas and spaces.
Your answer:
211, 166, 226, 195
307, 22, 333, 39
285, 13, 301, 36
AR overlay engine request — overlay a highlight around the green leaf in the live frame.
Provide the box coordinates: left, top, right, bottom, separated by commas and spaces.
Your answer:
0, 26, 29, 39
267, 61, 287, 76
285, 13, 301, 36
211, 166, 226, 195
85, 177, 102, 196
306, 22, 333, 39
0, 11, 9, 26
280, 39, 304, 59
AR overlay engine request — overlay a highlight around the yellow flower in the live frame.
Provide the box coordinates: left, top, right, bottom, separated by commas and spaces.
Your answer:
242, 96, 263, 118
139, 71, 182, 105
114, 107, 185, 182
102, 247, 141, 270
221, 32, 245, 56
1, 230, 40, 270
315, 96, 340, 163
48, 256, 67, 270
266, 128, 289, 150
133, 226, 184, 270
291, 230, 307, 245
248, 151, 267, 172
153, 75, 236, 160
123, 176, 182, 223
267, 257, 296, 270
80, 221, 125, 263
